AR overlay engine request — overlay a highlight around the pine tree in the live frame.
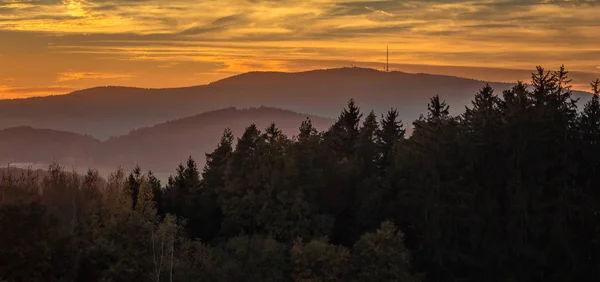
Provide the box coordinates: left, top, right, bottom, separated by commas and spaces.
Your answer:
581, 79, 600, 144
299, 118, 318, 141
219, 124, 263, 236
397, 95, 463, 281
198, 128, 234, 241
147, 171, 163, 216
294, 118, 335, 239
356, 111, 379, 176
264, 122, 283, 144
575, 78, 600, 281
164, 157, 201, 238
126, 165, 142, 210
376, 108, 405, 170
328, 99, 363, 158
294, 118, 324, 207
463, 84, 500, 130
136, 176, 157, 220
426, 95, 450, 121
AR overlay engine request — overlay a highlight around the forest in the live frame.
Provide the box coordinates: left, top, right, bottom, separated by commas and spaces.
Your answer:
0, 66, 599, 282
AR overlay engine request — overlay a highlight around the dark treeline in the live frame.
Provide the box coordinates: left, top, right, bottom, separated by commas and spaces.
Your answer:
1, 66, 599, 281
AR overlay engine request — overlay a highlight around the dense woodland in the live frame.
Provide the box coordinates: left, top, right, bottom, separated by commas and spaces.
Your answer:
1, 66, 599, 282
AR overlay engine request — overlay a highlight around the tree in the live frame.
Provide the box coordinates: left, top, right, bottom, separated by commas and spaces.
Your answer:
147, 171, 163, 216
294, 119, 336, 239
291, 237, 351, 282
163, 157, 202, 238
426, 95, 450, 120
3, 65, 600, 282
376, 108, 405, 170
327, 99, 363, 157
356, 111, 379, 176
580, 79, 600, 144
221, 124, 323, 241
0, 202, 76, 282
213, 235, 289, 282
219, 124, 264, 236
463, 84, 500, 131
575, 79, 600, 277
41, 163, 78, 233
392, 94, 465, 281
351, 221, 420, 282
294, 118, 324, 203
90, 170, 155, 282
89, 170, 189, 282
197, 128, 234, 242
126, 166, 142, 210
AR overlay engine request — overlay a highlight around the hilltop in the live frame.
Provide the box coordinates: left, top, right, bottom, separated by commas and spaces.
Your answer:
0, 67, 565, 140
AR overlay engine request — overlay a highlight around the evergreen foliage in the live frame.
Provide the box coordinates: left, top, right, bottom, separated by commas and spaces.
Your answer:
0, 66, 598, 282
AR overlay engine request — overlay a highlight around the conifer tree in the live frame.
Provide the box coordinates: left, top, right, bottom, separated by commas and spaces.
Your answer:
147, 171, 163, 215
219, 124, 263, 236
328, 99, 363, 157
164, 157, 201, 238
397, 94, 463, 281
126, 165, 142, 210
426, 95, 450, 120
581, 79, 600, 144
3, 65, 600, 282
376, 108, 405, 170
299, 117, 318, 141
356, 111, 379, 176
198, 128, 234, 241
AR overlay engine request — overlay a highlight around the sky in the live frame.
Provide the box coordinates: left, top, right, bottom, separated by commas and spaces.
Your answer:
0, 0, 599, 98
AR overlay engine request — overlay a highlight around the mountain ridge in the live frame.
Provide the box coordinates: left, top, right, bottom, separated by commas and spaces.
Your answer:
0, 67, 593, 140
0, 106, 334, 178
0, 67, 504, 101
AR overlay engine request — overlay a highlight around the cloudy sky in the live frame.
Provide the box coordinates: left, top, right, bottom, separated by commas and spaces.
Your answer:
1, 0, 599, 98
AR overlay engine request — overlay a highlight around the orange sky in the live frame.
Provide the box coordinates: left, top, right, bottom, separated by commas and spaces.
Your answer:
1, 0, 599, 98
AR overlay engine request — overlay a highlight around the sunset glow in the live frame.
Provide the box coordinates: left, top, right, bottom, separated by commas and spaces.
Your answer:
1, 0, 599, 98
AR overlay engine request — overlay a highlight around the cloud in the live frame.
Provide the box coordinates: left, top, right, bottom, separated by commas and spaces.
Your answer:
0, 0, 599, 96
56, 72, 134, 82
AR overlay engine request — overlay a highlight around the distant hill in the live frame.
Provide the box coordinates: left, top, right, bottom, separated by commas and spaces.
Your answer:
0, 107, 333, 179
98, 106, 333, 174
3, 67, 588, 140
0, 126, 100, 167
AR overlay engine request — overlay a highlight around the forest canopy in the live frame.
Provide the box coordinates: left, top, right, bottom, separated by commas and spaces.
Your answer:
1, 66, 599, 282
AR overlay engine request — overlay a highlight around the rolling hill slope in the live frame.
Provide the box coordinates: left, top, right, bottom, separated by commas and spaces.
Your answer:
0, 107, 333, 178
2, 67, 578, 140
98, 106, 333, 173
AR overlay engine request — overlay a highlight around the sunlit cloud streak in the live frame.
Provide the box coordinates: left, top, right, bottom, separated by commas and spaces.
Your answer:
0, 0, 599, 98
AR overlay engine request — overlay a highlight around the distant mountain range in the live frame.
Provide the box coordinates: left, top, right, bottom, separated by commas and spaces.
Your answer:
3, 67, 589, 140
0, 67, 593, 179
0, 126, 100, 166
0, 107, 333, 179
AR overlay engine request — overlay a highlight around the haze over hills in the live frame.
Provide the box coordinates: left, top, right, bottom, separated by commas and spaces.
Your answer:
98, 106, 333, 174
3, 67, 588, 140
0, 107, 333, 179
0, 126, 100, 166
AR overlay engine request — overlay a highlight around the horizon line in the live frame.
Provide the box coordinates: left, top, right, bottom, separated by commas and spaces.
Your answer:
1, 65, 598, 100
